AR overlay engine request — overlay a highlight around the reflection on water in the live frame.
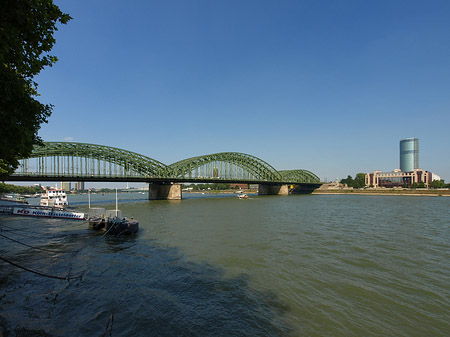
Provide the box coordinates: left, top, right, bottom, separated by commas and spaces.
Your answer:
0, 193, 449, 336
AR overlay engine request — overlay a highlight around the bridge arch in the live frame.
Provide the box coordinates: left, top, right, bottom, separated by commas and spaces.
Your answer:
278, 169, 321, 184
20, 142, 169, 178
14, 142, 321, 186
169, 152, 283, 182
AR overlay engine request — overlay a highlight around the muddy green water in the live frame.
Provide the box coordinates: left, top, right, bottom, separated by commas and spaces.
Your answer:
0, 193, 449, 336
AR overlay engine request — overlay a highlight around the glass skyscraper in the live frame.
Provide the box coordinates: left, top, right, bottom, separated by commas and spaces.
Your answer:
400, 138, 419, 172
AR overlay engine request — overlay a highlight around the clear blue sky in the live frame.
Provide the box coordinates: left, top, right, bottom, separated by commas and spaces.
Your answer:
35, 0, 450, 182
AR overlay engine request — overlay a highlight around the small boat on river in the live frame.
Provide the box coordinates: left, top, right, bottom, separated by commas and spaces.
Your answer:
0, 194, 28, 206
237, 193, 249, 199
89, 215, 139, 235
87, 190, 139, 235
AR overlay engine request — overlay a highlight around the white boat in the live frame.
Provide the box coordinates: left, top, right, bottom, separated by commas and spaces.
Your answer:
0, 194, 28, 205
40, 189, 69, 208
237, 194, 249, 199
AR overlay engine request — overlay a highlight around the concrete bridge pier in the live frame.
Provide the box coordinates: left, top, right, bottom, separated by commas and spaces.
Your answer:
148, 183, 182, 200
258, 184, 290, 195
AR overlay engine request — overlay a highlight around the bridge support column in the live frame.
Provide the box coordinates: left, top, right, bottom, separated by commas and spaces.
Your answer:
258, 184, 289, 195
148, 183, 182, 200
290, 184, 321, 194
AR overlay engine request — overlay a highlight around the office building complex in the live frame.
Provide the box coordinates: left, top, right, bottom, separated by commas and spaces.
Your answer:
365, 169, 432, 188
365, 138, 439, 188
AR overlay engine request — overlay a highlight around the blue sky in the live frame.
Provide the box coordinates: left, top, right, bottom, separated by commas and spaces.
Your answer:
35, 0, 450, 182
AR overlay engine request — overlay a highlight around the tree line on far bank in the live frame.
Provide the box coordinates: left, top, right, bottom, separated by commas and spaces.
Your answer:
340, 174, 449, 189
0, 183, 42, 194
340, 174, 366, 189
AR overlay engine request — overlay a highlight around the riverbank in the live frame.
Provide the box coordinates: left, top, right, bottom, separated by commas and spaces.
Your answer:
312, 188, 450, 197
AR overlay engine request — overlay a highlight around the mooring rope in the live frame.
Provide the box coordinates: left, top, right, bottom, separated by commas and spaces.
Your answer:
0, 233, 63, 253
0, 220, 89, 280
102, 311, 114, 337
0, 255, 81, 281
0, 223, 49, 237
101, 219, 119, 237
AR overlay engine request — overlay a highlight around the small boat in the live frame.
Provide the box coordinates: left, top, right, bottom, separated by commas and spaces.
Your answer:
40, 189, 68, 208
0, 194, 28, 206
88, 214, 139, 235
89, 216, 106, 230
237, 194, 249, 199
104, 217, 139, 235
23, 193, 40, 198
87, 189, 139, 235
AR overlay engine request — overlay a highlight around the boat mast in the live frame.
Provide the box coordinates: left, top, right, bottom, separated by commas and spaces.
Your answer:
115, 188, 118, 217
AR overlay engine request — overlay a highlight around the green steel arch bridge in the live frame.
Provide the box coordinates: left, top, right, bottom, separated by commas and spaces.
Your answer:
9, 142, 322, 197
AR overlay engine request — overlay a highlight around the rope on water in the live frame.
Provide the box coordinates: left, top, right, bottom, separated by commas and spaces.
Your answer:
0, 223, 49, 237
0, 255, 81, 281
101, 219, 119, 237
102, 310, 114, 337
0, 233, 63, 253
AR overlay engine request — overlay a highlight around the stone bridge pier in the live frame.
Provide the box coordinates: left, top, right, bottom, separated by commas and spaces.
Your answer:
258, 184, 290, 195
148, 183, 182, 200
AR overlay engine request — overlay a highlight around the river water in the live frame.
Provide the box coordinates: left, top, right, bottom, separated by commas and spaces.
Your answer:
0, 193, 449, 336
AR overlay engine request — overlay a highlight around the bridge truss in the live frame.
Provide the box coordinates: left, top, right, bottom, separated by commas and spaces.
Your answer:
12, 142, 320, 185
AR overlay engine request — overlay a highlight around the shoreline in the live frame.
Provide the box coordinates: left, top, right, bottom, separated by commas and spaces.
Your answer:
312, 189, 450, 197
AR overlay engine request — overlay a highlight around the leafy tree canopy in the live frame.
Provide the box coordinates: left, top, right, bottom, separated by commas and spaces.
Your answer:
340, 175, 354, 187
429, 180, 446, 189
182, 183, 233, 191
0, 182, 42, 194
340, 173, 366, 189
0, 0, 71, 180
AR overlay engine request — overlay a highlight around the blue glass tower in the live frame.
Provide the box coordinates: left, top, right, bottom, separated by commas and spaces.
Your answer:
400, 138, 419, 172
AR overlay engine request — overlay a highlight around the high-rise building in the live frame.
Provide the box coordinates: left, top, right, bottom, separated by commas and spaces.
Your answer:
74, 181, 85, 191
400, 138, 419, 172
61, 182, 71, 191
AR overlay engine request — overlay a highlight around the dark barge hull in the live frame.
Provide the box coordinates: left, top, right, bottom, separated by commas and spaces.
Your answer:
105, 220, 139, 235
89, 218, 139, 235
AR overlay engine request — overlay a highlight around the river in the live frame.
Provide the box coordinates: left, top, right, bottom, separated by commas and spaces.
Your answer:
0, 193, 449, 336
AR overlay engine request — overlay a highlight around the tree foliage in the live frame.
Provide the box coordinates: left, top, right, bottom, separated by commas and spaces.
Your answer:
183, 183, 232, 191
0, 182, 42, 194
429, 180, 446, 189
340, 173, 366, 189
0, 0, 71, 180
410, 182, 426, 189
